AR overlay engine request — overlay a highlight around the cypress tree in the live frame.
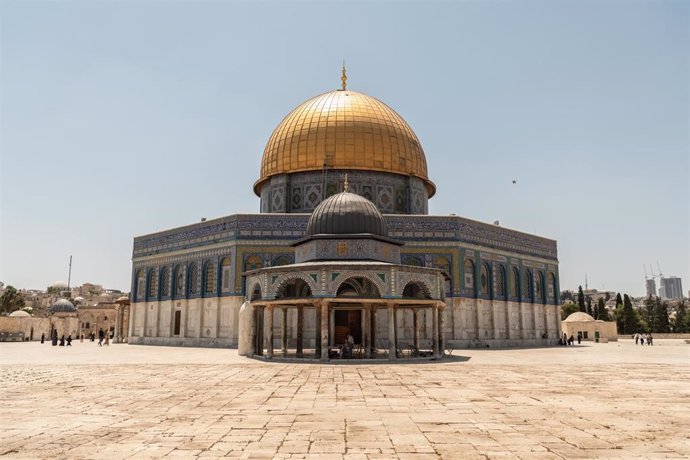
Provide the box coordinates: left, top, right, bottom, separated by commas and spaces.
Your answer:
586, 297, 593, 316
596, 298, 607, 320
655, 298, 670, 333
577, 286, 586, 313
644, 296, 657, 332
623, 294, 636, 334
674, 301, 688, 333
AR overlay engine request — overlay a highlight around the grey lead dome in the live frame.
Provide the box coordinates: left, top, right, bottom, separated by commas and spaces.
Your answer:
306, 191, 387, 237
48, 298, 77, 314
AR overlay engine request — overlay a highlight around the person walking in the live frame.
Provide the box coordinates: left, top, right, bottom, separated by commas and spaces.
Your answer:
104, 332, 110, 346
577, 333, 582, 345
66, 335, 72, 346
59, 335, 65, 346
634, 333, 639, 345
40, 332, 45, 344
648, 333, 653, 346
98, 328, 104, 347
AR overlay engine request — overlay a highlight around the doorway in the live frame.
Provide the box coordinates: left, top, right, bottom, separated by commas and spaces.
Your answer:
334, 309, 362, 344
173, 310, 181, 335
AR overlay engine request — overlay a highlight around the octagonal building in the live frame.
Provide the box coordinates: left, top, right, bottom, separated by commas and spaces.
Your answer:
130, 76, 561, 357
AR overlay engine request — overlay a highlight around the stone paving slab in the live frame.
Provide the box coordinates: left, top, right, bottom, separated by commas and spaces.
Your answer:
0, 340, 688, 459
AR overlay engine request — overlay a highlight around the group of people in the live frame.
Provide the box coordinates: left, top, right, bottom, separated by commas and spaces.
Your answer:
559, 332, 577, 346
39, 328, 110, 346
633, 332, 654, 346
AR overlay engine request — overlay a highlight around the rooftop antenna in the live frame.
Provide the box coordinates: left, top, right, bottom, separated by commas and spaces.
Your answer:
341, 61, 347, 91
67, 255, 73, 291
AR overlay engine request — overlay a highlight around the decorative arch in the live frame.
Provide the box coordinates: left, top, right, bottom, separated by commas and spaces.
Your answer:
203, 260, 216, 296
270, 273, 318, 299
245, 255, 263, 271
134, 269, 145, 301
329, 271, 387, 297
160, 267, 170, 297
188, 263, 199, 296
147, 268, 158, 301
548, 272, 557, 303
335, 277, 381, 298
249, 282, 262, 301
510, 267, 520, 297
402, 280, 433, 299
220, 257, 232, 292
495, 265, 506, 299
275, 277, 313, 299
523, 268, 533, 302
464, 258, 476, 296
173, 265, 184, 298
536, 271, 546, 303
479, 263, 491, 297
402, 255, 424, 267
273, 255, 292, 267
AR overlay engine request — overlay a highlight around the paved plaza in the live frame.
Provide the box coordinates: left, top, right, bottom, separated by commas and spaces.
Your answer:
1, 340, 688, 459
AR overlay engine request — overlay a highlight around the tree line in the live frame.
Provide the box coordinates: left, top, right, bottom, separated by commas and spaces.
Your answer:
560, 286, 689, 334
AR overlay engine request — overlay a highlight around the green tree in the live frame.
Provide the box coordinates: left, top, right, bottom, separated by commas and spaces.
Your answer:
643, 296, 657, 332
596, 298, 608, 320
577, 286, 586, 312
655, 298, 670, 333
0, 286, 25, 313
623, 294, 638, 334
586, 297, 593, 316
673, 301, 688, 333
614, 293, 624, 332
561, 301, 579, 320
605, 292, 611, 302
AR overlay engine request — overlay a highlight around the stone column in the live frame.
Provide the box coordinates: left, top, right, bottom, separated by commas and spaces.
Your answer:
363, 305, 370, 359
490, 300, 496, 340
266, 304, 274, 358
370, 307, 377, 356
432, 304, 439, 357
474, 300, 480, 340
320, 301, 329, 362
315, 302, 321, 359
143, 303, 149, 338
115, 306, 121, 343
438, 303, 445, 357
505, 302, 511, 340
532, 303, 537, 340
388, 302, 396, 360
519, 302, 525, 340
197, 301, 204, 339
281, 307, 288, 356
413, 309, 420, 351
296, 305, 304, 358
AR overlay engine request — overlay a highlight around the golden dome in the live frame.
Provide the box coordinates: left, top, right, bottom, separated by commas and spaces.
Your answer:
255, 90, 435, 197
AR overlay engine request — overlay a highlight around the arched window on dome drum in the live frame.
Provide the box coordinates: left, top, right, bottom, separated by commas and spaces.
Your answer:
536, 272, 546, 303
273, 255, 291, 267
403, 256, 423, 267
204, 262, 216, 295
174, 265, 184, 297
160, 267, 170, 297
245, 255, 263, 271
510, 267, 520, 298
220, 258, 231, 292
548, 272, 556, 302
479, 263, 491, 297
135, 269, 145, 301
188, 263, 199, 295
147, 269, 158, 300
464, 259, 476, 295
523, 269, 533, 301
496, 265, 506, 298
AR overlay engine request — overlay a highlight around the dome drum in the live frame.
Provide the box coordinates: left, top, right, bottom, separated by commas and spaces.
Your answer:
259, 170, 429, 214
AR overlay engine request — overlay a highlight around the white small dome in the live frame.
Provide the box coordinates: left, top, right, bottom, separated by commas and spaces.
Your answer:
9, 310, 31, 317
50, 281, 68, 288
74, 296, 85, 302
564, 312, 596, 322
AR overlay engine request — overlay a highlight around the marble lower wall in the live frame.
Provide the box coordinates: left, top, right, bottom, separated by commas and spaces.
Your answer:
130, 296, 561, 349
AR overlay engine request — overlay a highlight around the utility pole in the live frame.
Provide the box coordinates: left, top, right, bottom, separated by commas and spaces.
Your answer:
67, 255, 73, 290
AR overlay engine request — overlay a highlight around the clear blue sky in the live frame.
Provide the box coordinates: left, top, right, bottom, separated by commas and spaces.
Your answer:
1, 0, 688, 296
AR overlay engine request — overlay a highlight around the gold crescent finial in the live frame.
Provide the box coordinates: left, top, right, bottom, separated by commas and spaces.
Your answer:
341, 61, 347, 91
343, 173, 349, 192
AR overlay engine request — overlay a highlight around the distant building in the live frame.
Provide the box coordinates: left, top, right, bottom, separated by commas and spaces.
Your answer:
645, 279, 657, 297
659, 277, 683, 300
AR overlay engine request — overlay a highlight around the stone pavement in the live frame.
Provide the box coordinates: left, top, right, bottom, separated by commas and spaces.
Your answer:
1, 340, 688, 459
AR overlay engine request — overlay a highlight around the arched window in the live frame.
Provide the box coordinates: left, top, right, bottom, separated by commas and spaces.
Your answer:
174, 265, 184, 297
523, 269, 533, 301
147, 269, 158, 299
250, 283, 262, 301
548, 272, 556, 301
496, 265, 506, 298
464, 259, 475, 293
204, 262, 216, 295
536, 272, 545, 303
135, 269, 145, 300
510, 267, 519, 297
273, 255, 291, 266
479, 263, 491, 296
160, 267, 170, 297
245, 255, 262, 271
188, 263, 199, 295
220, 258, 231, 292
403, 256, 423, 267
